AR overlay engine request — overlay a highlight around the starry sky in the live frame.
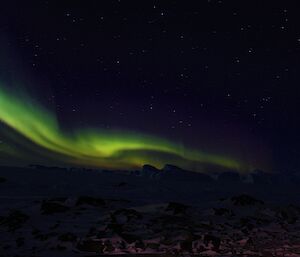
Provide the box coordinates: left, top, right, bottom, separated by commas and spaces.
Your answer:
0, 1, 299, 173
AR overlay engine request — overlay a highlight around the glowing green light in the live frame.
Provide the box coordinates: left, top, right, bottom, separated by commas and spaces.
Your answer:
0, 85, 244, 171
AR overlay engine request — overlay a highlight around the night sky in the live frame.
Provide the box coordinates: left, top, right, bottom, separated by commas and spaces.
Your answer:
0, 1, 299, 173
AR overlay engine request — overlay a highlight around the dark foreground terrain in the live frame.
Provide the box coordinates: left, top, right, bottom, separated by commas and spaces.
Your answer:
0, 165, 300, 256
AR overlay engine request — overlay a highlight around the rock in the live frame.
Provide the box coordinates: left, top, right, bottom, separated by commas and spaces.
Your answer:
48, 197, 67, 203
162, 164, 213, 183
76, 196, 105, 207
163, 164, 184, 173
0, 210, 29, 231
106, 222, 123, 234
77, 239, 104, 253
147, 242, 160, 250
103, 240, 115, 252
155, 214, 186, 227
166, 202, 188, 215
231, 194, 264, 206
56, 244, 67, 251
180, 239, 193, 252
111, 208, 142, 223
119, 232, 140, 244
34, 232, 58, 241
240, 218, 254, 232
141, 164, 161, 179
135, 240, 145, 250
213, 208, 233, 216
41, 200, 70, 215
96, 230, 107, 238
203, 234, 221, 250
277, 206, 299, 224
58, 232, 77, 242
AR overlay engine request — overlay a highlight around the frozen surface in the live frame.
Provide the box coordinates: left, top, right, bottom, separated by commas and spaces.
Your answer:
0, 166, 300, 256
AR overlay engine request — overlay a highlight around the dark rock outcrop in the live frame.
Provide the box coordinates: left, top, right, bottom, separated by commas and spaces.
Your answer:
41, 200, 70, 215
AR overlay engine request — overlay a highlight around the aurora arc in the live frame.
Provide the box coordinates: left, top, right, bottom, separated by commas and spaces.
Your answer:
0, 85, 244, 172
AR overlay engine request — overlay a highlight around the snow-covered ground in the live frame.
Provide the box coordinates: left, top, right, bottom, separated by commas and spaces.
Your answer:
0, 165, 300, 256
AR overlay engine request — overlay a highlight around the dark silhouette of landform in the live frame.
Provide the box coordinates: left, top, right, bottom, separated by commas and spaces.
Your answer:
0, 164, 300, 256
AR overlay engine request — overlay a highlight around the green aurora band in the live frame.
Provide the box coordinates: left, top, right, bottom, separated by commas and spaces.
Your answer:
0, 85, 246, 172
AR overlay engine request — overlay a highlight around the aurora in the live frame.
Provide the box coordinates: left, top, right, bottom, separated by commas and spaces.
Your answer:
0, 85, 245, 172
